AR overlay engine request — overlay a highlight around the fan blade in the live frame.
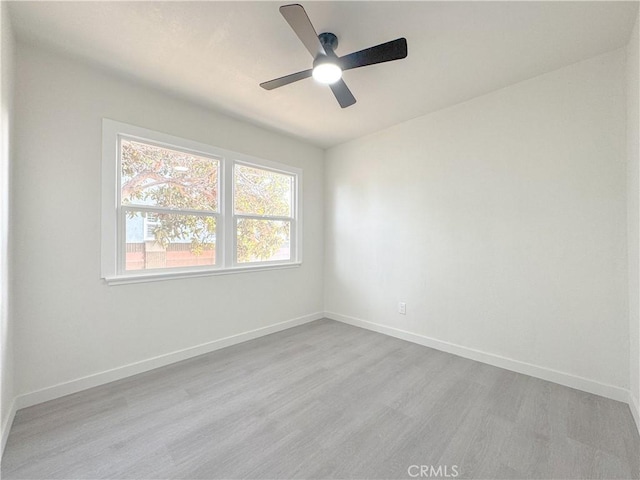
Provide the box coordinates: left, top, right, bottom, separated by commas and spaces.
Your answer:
329, 79, 356, 108
339, 38, 407, 71
260, 69, 313, 90
279, 4, 325, 58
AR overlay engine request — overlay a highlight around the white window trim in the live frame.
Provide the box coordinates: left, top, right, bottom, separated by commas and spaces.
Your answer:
101, 119, 303, 285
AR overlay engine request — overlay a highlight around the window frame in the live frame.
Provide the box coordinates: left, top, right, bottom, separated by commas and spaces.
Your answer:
102, 119, 302, 285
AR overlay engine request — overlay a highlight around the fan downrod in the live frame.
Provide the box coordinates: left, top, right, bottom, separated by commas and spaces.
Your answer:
318, 32, 339, 53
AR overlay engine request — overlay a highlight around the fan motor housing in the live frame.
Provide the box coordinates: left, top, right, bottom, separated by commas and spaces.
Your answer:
318, 32, 339, 53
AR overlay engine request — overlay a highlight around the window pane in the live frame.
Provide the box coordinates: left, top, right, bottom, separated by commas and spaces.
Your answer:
234, 164, 293, 217
236, 219, 290, 263
121, 140, 219, 212
124, 210, 216, 271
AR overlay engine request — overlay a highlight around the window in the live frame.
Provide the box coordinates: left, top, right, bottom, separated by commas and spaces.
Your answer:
121, 140, 219, 272
102, 120, 302, 284
234, 164, 294, 264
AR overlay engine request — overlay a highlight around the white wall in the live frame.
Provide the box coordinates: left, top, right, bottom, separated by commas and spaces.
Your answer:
0, 1, 15, 451
12, 43, 324, 399
628, 8, 640, 431
325, 49, 628, 395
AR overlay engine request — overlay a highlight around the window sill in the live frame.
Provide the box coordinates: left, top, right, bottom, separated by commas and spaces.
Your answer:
104, 262, 302, 286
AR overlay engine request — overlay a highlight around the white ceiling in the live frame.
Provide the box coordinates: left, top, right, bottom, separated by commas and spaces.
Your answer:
8, 1, 639, 148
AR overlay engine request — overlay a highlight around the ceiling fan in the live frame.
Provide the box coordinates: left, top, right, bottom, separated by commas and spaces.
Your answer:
260, 3, 408, 108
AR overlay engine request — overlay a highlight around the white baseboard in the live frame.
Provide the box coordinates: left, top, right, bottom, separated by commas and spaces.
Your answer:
14, 312, 323, 411
1, 397, 17, 456
630, 392, 640, 436
325, 311, 630, 403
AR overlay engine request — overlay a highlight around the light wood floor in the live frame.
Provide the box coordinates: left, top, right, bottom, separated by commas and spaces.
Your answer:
2, 319, 639, 479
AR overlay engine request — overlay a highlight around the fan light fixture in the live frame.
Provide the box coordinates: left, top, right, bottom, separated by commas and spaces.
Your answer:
312, 61, 342, 84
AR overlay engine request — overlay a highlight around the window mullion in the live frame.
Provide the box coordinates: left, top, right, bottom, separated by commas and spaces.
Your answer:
121, 205, 218, 217
224, 160, 235, 267
233, 213, 293, 222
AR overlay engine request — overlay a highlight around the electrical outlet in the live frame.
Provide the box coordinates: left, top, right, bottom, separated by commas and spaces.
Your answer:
398, 302, 406, 315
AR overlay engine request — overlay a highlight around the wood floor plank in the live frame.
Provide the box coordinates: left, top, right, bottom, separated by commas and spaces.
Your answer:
2, 319, 638, 479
